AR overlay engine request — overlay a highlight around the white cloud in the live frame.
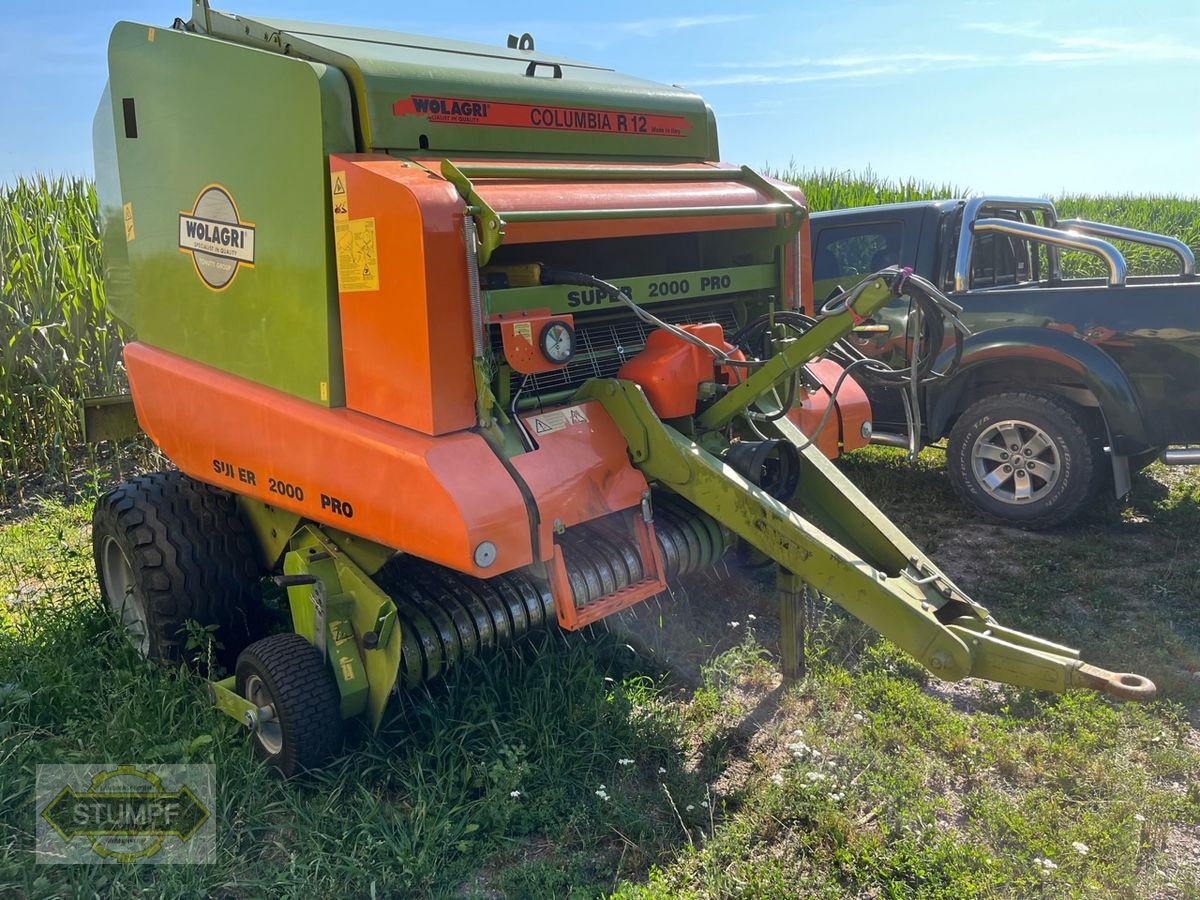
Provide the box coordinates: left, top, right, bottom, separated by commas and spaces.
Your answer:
616, 14, 755, 38
688, 23, 1199, 87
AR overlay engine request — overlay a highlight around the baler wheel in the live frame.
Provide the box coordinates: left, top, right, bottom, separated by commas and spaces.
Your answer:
235, 633, 343, 777
92, 471, 264, 670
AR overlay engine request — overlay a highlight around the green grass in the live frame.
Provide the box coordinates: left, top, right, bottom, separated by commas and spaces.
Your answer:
4, 464, 1200, 897
4, 174, 1200, 896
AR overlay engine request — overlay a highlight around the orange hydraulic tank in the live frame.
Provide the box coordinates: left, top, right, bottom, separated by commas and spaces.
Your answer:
617, 324, 724, 419
329, 155, 478, 436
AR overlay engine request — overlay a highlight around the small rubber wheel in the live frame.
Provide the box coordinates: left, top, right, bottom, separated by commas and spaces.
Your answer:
235, 633, 344, 777
946, 391, 1095, 529
92, 471, 264, 669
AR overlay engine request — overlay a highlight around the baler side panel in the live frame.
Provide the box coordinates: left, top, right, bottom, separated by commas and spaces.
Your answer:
510, 401, 651, 557
105, 23, 354, 406
124, 342, 533, 577
330, 157, 478, 435
92, 82, 132, 333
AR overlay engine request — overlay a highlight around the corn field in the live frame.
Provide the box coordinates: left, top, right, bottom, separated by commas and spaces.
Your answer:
1, 172, 1197, 498
0, 176, 124, 497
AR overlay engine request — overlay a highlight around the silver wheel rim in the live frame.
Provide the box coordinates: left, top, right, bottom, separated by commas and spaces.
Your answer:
970, 419, 1062, 504
100, 535, 150, 657
244, 674, 283, 756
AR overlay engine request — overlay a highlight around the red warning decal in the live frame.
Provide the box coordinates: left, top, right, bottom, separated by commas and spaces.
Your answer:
392, 95, 692, 138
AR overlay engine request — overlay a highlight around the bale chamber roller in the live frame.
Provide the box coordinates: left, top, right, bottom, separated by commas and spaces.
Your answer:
88, 1, 1153, 775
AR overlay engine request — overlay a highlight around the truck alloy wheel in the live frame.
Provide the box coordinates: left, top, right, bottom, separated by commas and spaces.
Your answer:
946, 391, 1095, 529
969, 418, 1061, 504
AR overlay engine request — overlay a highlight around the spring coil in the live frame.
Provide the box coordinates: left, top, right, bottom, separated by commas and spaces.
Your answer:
375, 494, 731, 686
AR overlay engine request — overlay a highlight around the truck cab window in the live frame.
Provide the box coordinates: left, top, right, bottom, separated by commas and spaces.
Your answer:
813, 222, 904, 289
970, 214, 1036, 288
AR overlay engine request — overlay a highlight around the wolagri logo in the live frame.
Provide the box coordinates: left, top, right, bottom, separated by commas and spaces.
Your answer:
178, 185, 256, 291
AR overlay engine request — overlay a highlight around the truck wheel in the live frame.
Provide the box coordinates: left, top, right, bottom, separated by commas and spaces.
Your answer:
946, 392, 1094, 529
235, 633, 343, 776
92, 471, 264, 669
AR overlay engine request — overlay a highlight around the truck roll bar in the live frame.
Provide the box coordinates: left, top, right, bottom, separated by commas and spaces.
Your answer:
972, 218, 1128, 287
1058, 219, 1196, 277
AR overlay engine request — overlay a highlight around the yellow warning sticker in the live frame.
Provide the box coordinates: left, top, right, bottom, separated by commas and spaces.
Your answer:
123, 202, 135, 242
527, 405, 589, 436
512, 321, 533, 345
330, 170, 348, 221
335, 217, 380, 293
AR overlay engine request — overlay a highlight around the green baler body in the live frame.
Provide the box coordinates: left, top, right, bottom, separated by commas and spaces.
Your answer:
93, 7, 720, 406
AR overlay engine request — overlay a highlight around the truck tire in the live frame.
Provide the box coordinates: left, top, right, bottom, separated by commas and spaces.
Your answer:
946, 391, 1095, 529
235, 633, 343, 776
92, 471, 264, 669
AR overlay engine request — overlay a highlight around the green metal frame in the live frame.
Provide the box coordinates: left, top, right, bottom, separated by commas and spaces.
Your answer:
80, 395, 140, 443
208, 524, 402, 731
485, 263, 776, 315
577, 377, 1152, 698
282, 526, 399, 724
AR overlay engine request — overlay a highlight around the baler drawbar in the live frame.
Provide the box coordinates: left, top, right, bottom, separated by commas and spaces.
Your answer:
89, 2, 1153, 775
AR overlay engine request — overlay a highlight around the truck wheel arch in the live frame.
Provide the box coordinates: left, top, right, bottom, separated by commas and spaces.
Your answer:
925, 326, 1152, 456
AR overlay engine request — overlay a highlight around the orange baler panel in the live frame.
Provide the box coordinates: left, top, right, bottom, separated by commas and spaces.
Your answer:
330, 155, 477, 436
513, 401, 651, 558
125, 342, 532, 577
411, 158, 806, 245
787, 358, 872, 457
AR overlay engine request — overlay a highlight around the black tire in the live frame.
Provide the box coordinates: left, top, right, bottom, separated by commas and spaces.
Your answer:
235, 633, 343, 776
946, 391, 1095, 529
92, 471, 264, 669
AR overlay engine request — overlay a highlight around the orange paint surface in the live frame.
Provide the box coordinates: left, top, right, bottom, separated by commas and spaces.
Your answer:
789, 358, 872, 457
331, 155, 478, 435
512, 400, 651, 557
125, 342, 533, 577
617, 324, 724, 419
412, 157, 806, 245
495, 310, 575, 375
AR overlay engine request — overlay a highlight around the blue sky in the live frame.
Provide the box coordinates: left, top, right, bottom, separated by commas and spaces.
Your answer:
2, 0, 1198, 197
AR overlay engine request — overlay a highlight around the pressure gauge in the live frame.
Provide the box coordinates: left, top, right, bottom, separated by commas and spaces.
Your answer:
539, 320, 575, 365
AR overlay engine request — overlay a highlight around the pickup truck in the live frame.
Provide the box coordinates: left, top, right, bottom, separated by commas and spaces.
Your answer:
807, 196, 1200, 527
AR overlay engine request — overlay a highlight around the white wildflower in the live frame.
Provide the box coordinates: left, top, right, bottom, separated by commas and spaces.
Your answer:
747, 614, 757, 621
728, 621, 740, 628
686, 804, 695, 811
617, 758, 634, 766
510, 790, 521, 798
598, 784, 606, 790
594, 789, 610, 801
771, 773, 784, 785
658, 767, 667, 775
804, 771, 826, 783
1072, 841, 1089, 856
701, 800, 709, 808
